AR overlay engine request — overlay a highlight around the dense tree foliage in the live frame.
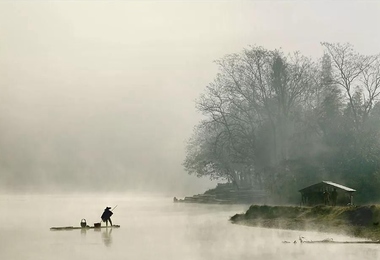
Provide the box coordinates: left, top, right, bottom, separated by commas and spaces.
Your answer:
184, 43, 380, 204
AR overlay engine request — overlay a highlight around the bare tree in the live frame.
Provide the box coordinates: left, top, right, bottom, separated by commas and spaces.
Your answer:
185, 46, 317, 189
321, 42, 380, 130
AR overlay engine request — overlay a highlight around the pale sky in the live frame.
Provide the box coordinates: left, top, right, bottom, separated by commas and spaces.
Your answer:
1, 1, 379, 194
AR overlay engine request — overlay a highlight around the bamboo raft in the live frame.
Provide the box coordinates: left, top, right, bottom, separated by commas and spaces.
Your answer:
50, 225, 120, 230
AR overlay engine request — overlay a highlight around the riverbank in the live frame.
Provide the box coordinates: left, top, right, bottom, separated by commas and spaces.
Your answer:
230, 205, 380, 241
174, 183, 267, 204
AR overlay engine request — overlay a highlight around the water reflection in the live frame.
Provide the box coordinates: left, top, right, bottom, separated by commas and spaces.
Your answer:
4, 195, 380, 260
102, 228, 112, 247
78, 227, 112, 247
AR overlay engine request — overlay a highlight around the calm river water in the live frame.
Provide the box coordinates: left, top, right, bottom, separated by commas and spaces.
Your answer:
0, 193, 378, 260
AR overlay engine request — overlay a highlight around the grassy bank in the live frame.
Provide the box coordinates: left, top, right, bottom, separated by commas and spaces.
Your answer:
230, 205, 380, 241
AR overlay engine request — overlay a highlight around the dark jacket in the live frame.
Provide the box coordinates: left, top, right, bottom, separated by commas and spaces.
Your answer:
101, 208, 113, 221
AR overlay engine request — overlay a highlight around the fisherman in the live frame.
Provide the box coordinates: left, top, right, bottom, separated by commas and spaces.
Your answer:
101, 207, 113, 226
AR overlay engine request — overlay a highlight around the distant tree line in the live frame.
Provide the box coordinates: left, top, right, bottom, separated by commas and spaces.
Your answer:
183, 43, 380, 204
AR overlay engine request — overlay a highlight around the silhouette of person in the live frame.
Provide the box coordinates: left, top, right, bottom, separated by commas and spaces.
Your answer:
101, 207, 113, 226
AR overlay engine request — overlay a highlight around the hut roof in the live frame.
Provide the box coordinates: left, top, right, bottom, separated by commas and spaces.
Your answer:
299, 181, 356, 193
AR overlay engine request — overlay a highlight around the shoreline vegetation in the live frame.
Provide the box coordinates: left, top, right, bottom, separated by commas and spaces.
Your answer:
175, 183, 380, 241
183, 43, 380, 207
230, 204, 380, 241
174, 183, 267, 204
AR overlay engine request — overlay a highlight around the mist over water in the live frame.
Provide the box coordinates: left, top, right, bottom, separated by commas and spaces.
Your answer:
0, 194, 378, 260
1, 2, 380, 259
1, 1, 380, 195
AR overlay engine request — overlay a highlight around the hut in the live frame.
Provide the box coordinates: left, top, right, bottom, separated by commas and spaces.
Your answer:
298, 181, 356, 206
